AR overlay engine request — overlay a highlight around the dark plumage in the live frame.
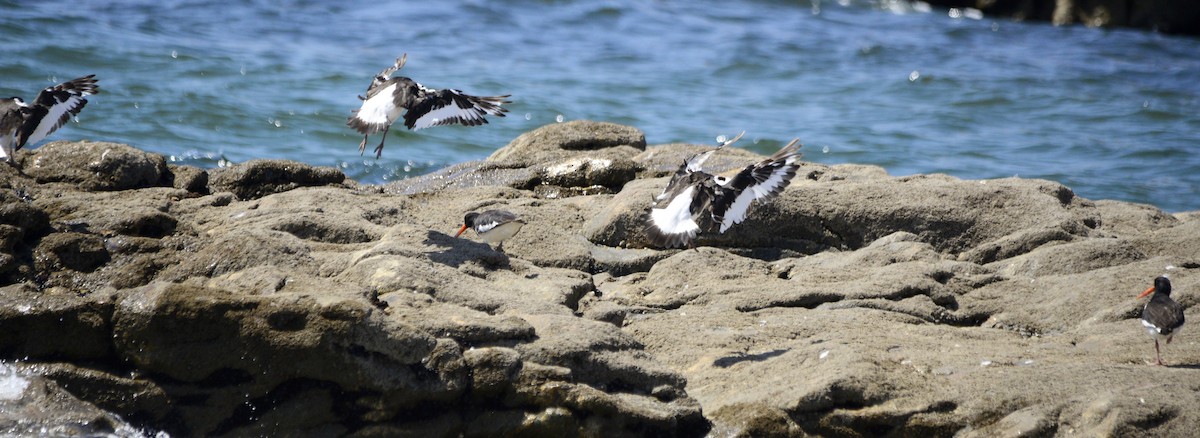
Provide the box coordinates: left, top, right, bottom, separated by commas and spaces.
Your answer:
645, 132, 802, 248
455, 209, 525, 251
1, 75, 100, 162
348, 54, 511, 159
1139, 276, 1186, 366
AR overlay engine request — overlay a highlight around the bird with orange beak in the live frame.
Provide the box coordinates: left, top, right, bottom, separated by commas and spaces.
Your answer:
454, 210, 525, 252
1138, 276, 1186, 366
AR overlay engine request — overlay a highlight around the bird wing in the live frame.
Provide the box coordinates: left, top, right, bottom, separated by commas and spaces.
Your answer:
1144, 296, 1187, 335
714, 139, 803, 233
18, 75, 99, 147
0, 101, 25, 160
403, 88, 509, 130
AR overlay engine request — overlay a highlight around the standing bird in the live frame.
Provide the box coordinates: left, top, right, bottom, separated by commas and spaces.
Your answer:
1138, 276, 1186, 366
645, 132, 803, 248
1, 75, 100, 162
348, 54, 511, 159
455, 210, 525, 252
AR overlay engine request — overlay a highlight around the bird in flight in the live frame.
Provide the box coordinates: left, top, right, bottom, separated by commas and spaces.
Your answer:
348, 53, 511, 159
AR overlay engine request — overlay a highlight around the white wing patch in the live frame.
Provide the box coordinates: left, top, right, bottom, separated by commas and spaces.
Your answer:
353, 83, 400, 128
25, 94, 88, 145
1142, 316, 1171, 338
719, 165, 794, 233
649, 186, 701, 236
410, 92, 493, 131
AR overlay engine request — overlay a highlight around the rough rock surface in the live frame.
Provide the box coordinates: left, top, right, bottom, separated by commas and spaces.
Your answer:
1, 123, 1198, 436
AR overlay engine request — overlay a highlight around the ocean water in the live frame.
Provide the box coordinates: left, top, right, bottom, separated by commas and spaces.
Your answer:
2, 0, 1198, 211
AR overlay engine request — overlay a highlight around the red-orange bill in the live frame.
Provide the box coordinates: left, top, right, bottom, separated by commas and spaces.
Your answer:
454, 224, 469, 238
1137, 285, 1155, 299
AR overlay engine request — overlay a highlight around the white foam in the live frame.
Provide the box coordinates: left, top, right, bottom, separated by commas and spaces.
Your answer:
0, 362, 30, 400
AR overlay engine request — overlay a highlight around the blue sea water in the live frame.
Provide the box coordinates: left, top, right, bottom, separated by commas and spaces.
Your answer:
2, 0, 1198, 211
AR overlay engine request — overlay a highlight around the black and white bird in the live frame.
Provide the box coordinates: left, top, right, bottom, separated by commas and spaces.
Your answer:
645, 132, 802, 248
1138, 276, 1186, 366
1, 75, 100, 162
348, 54, 511, 159
455, 210, 525, 251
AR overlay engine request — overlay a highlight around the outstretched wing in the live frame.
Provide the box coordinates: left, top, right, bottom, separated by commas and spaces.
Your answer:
403, 89, 510, 130
658, 131, 745, 202
18, 75, 99, 147
714, 139, 803, 233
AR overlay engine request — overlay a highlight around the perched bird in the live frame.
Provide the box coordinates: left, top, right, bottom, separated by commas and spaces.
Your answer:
1138, 276, 1186, 366
455, 210, 525, 251
348, 53, 511, 159
645, 132, 802, 248
1, 75, 100, 162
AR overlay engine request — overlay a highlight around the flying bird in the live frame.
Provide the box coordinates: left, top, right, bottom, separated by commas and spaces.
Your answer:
348, 53, 511, 159
455, 209, 525, 252
645, 132, 802, 248
1138, 276, 1186, 366
1, 75, 100, 162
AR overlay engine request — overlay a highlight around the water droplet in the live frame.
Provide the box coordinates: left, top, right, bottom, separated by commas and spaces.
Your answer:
403, 165, 412, 172
171, 50, 178, 59
948, 8, 962, 18
822, 145, 830, 154
240, 65, 247, 75
133, 102, 140, 109
555, 114, 564, 123
524, 112, 532, 120
991, 22, 1000, 31
716, 135, 728, 144
908, 70, 920, 82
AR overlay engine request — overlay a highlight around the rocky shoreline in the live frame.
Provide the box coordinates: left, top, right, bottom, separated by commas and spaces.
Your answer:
1, 120, 1197, 436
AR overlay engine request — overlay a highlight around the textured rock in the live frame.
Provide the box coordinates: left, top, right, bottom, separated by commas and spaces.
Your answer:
208, 159, 346, 200
389, 121, 646, 196
0, 362, 145, 436
1, 133, 1199, 437
22, 141, 170, 191
488, 120, 647, 166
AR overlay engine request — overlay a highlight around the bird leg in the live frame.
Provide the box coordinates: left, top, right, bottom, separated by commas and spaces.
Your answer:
373, 126, 390, 159
358, 134, 369, 156
1155, 339, 1165, 366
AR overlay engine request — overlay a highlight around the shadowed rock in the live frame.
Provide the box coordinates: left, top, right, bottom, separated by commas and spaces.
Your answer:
208, 159, 346, 200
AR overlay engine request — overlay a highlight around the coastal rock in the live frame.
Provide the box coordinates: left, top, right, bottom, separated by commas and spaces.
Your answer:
1, 132, 1199, 436
168, 164, 210, 194
389, 121, 646, 196
487, 120, 647, 166
0, 362, 145, 437
22, 141, 170, 191
587, 165, 1100, 257
207, 159, 346, 200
